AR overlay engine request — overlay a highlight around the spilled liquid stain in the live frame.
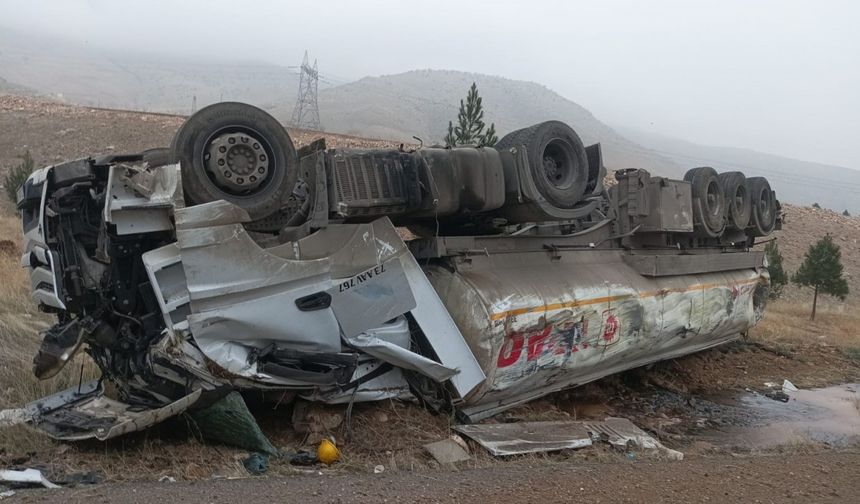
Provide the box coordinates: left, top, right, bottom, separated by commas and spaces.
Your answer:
700, 383, 860, 449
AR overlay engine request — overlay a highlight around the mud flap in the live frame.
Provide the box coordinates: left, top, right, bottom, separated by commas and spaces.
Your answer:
23, 380, 201, 441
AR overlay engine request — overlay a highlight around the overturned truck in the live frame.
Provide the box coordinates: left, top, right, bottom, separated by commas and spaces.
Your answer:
16, 103, 779, 440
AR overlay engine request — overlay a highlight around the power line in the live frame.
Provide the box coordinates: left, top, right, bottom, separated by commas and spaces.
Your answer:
289, 51, 322, 131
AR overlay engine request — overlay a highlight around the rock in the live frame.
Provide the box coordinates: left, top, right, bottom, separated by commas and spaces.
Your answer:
423, 438, 472, 464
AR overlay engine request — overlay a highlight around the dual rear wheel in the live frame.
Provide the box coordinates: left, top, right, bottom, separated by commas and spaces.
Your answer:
684, 167, 776, 238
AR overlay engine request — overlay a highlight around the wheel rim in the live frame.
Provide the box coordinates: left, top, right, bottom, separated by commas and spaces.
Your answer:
541, 138, 576, 189
706, 179, 722, 218
735, 185, 747, 212
202, 128, 273, 195
759, 188, 773, 222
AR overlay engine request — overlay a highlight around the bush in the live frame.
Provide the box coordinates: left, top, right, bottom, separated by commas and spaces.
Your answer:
764, 241, 788, 299
3, 150, 35, 207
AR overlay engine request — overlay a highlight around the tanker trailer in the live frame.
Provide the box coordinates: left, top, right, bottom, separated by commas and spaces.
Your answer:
14, 102, 779, 438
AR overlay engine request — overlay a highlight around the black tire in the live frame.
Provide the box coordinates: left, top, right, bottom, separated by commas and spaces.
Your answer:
747, 177, 776, 236
169, 102, 297, 220
495, 121, 589, 208
684, 166, 726, 237
142, 147, 170, 168
718, 171, 751, 230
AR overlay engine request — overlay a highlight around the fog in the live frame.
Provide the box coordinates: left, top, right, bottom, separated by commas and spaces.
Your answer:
2, 0, 858, 168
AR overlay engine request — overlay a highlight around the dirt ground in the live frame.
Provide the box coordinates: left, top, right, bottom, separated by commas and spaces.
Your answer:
11, 451, 860, 503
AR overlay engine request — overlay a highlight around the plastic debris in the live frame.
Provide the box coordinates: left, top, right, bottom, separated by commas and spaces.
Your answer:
782, 379, 798, 393
0, 468, 60, 489
189, 392, 278, 455
287, 450, 318, 466
373, 465, 385, 474
0, 490, 16, 500
317, 438, 340, 465
242, 453, 269, 475
158, 476, 176, 483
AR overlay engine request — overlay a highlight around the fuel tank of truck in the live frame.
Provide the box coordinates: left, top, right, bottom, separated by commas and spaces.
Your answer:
425, 249, 769, 421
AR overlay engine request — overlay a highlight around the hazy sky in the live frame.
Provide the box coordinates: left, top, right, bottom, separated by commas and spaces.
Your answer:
2, 0, 858, 168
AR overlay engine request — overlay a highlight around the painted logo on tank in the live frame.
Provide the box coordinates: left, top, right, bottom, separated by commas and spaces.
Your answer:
496, 310, 624, 369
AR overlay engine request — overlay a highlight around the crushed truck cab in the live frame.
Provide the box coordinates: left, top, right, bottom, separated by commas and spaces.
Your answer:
15, 103, 779, 439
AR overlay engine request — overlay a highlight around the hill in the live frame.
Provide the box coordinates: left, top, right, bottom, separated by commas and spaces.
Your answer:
0, 27, 305, 114
617, 127, 860, 215
289, 69, 682, 174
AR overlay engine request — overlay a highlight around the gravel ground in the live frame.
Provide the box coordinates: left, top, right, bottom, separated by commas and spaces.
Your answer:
11, 451, 860, 503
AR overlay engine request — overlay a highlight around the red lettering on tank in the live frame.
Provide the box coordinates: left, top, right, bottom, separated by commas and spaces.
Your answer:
603, 314, 619, 343
497, 332, 525, 368
526, 327, 553, 361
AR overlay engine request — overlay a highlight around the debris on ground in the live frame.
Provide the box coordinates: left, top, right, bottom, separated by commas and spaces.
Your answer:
423, 438, 472, 465
242, 453, 270, 475
53, 471, 104, 486
782, 379, 798, 393
188, 392, 278, 455
455, 418, 683, 460
286, 451, 318, 466
454, 421, 592, 456
765, 390, 790, 402
0, 468, 59, 489
158, 476, 176, 483
584, 417, 684, 461
373, 465, 385, 474
0, 490, 16, 500
317, 438, 340, 465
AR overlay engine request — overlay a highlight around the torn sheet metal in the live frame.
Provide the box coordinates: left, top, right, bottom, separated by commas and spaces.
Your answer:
328, 259, 416, 337
175, 201, 340, 379
342, 317, 458, 383
584, 417, 663, 450
455, 418, 683, 459
286, 218, 486, 399
104, 163, 182, 235
23, 380, 201, 441
454, 421, 593, 456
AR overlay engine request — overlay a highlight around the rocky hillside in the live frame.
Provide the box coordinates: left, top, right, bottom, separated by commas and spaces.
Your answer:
769, 205, 860, 301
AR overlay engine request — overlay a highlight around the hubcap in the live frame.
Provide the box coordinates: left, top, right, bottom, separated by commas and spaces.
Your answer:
541, 139, 574, 189
205, 132, 270, 193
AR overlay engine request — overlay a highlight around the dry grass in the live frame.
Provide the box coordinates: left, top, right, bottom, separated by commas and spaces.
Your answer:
752, 298, 860, 349
0, 215, 99, 452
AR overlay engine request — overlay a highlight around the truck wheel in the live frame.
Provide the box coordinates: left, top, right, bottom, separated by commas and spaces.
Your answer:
169, 102, 297, 220
496, 121, 589, 208
718, 171, 751, 230
747, 177, 776, 236
684, 166, 726, 237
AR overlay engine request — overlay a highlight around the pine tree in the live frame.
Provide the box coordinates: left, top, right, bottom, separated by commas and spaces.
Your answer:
764, 241, 788, 300
444, 82, 497, 147
792, 234, 849, 320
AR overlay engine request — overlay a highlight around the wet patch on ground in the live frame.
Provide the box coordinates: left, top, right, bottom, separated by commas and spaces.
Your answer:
603, 382, 860, 452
